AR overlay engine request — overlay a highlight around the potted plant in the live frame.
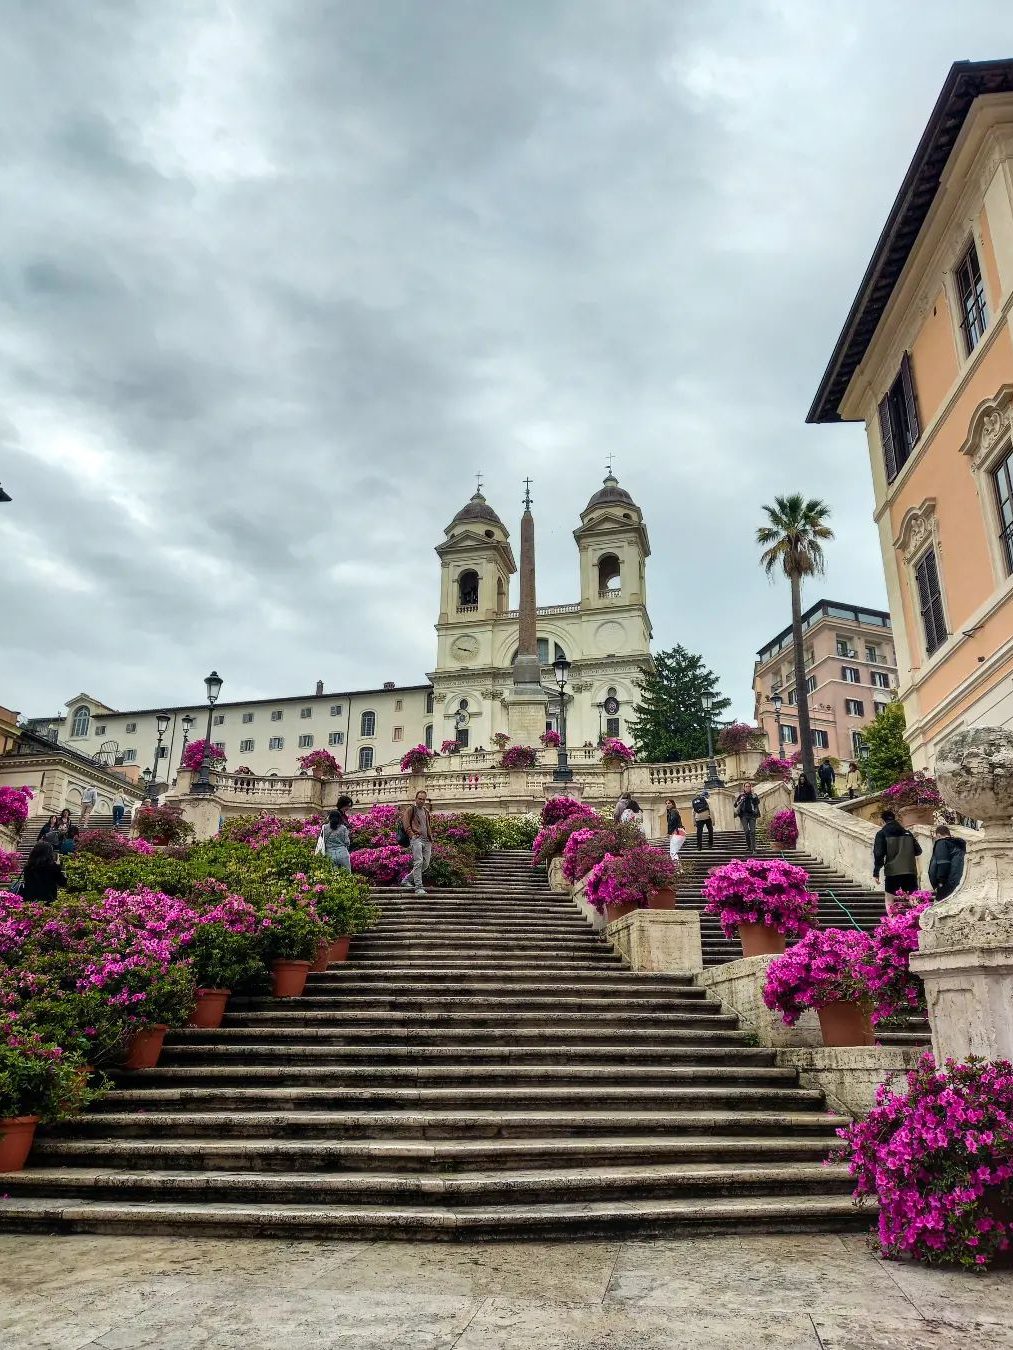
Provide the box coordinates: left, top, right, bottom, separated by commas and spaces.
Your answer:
0, 785, 33, 835
702, 858, 818, 957
134, 804, 195, 847
716, 722, 765, 755
440, 739, 460, 755
121, 962, 197, 1069
599, 737, 635, 769
258, 903, 326, 998
767, 809, 799, 848
835, 1053, 1013, 1270
866, 899, 932, 1027
181, 738, 227, 773
539, 729, 561, 749
501, 745, 538, 770
399, 744, 435, 774
763, 927, 876, 1046
298, 748, 343, 781
185, 916, 261, 1030
0, 1035, 88, 1172
560, 821, 644, 885
756, 755, 795, 782
585, 844, 679, 921
491, 732, 511, 750
882, 772, 944, 826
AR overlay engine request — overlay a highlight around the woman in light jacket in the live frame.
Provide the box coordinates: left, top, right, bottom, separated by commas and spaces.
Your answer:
320, 796, 353, 871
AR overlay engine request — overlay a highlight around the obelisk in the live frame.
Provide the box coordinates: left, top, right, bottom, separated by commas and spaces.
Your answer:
506, 479, 550, 745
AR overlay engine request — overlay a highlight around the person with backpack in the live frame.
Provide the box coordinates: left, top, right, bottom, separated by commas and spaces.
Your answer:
928, 824, 966, 901
399, 790, 433, 896
873, 809, 923, 895
691, 790, 713, 851
733, 782, 761, 852
665, 798, 686, 865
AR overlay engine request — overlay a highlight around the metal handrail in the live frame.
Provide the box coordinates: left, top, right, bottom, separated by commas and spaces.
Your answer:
776, 849, 864, 931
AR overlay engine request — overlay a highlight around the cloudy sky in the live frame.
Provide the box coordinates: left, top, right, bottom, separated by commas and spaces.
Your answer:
1, 1, 1009, 722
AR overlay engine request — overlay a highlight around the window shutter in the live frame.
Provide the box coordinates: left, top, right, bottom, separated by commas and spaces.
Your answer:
878, 394, 898, 482
900, 352, 921, 447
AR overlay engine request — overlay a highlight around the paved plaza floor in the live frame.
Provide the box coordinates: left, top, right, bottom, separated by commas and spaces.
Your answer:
0, 1230, 1010, 1349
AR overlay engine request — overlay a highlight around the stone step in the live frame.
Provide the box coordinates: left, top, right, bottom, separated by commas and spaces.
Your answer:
217, 1010, 740, 1031
307, 968, 697, 986
228, 996, 723, 1016
303, 977, 705, 997
165, 1026, 753, 1047
160, 1041, 774, 1066
120, 1063, 795, 1087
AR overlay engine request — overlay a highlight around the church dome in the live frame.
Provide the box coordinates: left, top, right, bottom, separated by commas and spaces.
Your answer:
449, 491, 504, 529
584, 473, 637, 513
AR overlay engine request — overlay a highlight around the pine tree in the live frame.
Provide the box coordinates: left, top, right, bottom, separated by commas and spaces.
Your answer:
629, 646, 731, 763
861, 701, 913, 792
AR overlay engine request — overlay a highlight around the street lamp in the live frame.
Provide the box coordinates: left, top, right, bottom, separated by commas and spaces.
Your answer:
769, 692, 783, 752
551, 655, 573, 783
191, 670, 223, 795
148, 712, 171, 801
180, 713, 194, 758
701, 689, 725, 789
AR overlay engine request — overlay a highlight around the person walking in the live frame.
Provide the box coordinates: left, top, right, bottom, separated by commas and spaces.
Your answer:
793, 772, 817, 803
79, 785, 98, 828
873, 810, 923, 895
665, 798, 686, 866
620, 799, 647, 835
320, 797, 354, 872
613, 792, 632, 824
21, 841, 68, 904
399, 790, 433, 896
928, 825, 966, 901
691, 790, 714, 851
111, 793, 126, 831
817, 759, 836, 798
845, 761, 862, 800
733, 782, 761, 853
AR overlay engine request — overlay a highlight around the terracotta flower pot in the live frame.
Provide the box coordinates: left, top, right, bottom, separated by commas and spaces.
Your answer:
737, 922, 786, 958
648, 888, 677, 910
0, 1116, 39, 1173
817, 1000, 874, 1047
122, 1024, 169, 1070
309, 942, 330, 974
271, 959, 310, 998
188, 988, 230, 1029
604, 900, 636, 924
328, 936, 350, 963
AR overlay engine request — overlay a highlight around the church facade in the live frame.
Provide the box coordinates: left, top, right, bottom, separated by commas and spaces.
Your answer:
26, 475, 653, 780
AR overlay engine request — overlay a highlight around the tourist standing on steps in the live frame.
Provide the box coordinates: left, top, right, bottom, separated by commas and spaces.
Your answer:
79, 784, 97, 828
873, 809, 922, 895
320, 796, 354, 872
400, 790, 433, 896
733, 782, 761, 853
665, 798, 686, 865
111, 793, 126, 830
613, 791, 631, 823
928, 825, 966, 901
21, 841, 68, 904
793, 773, 817, 804
37, 814, 59, 842
620, 799, 647, 835
817, 759, 836, 798
845, 762, 862, 799
691, 790, 714, 851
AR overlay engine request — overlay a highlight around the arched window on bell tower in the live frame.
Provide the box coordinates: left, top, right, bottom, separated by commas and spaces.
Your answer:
457, 570, 479, 611
597, 553, 621, 596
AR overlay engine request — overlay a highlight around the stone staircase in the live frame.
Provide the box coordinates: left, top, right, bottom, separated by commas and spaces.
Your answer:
15, 813, 125, 866
0, 850, 864, 1238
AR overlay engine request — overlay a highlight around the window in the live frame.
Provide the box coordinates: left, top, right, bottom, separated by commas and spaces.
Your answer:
597, 553, 621, 593
360, 711, 376, 737
457, 570, 479, 609
392, 726, 403, 741
771, 676, 782, 693
424, 724, 433, 749
871, 671, 890, 689
851, 730, 865, 758
125, 722, 137, 734
240, 739, 254, 753
158, 745, 169, 758
874, 701, 889, 717
865, 646, 879, 664
955, 240, 988, 354
842, 666, 860, 683
425, 690, 434, 715
298, 734, 313, 748
606, 717, 621, 738
805, 676, 817, 695
213, 741, 225, 752
330, 704, 342, 717
70, 707, 90, 737
328, 731, 343, 746
878, 353, 921, 482
358, 746, 374, 771
271, 710, 283, 722
457, 727, 470, 748
123, 749, 137, 763
780, 724, 798, 745
845, 699, 865, 717
269, 736, 284, 751
836, 638, 851, 658
300, 707, 312, 719
213, 714, 225, 726
993, 447, 1013, 576
95, 724, 107, 736
537, 637, 550, 664
787, 689, 797, 706
811, 729, 829, 749
914, 548, 947, 655
242, 712, 254, 724
394, 698, 403, 712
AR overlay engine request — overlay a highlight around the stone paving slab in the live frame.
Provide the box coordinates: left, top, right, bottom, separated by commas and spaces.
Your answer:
0, 1231, 1010, 1349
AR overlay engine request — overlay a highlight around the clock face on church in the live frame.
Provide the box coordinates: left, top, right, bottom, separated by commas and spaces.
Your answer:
451, 635, 480, 663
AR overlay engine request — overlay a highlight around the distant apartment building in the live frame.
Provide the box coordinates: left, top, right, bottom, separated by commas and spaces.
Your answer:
753, 600, 898, 763
809, 60, 1013, 769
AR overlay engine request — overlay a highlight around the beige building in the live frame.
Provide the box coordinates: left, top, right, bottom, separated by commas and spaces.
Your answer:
753, 600, 898, 763
26, 475, 654, 782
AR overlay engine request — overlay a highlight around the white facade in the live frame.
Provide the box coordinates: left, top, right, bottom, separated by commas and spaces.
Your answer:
28, 475, 653, 781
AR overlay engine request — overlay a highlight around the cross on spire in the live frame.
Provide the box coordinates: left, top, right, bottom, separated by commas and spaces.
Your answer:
605, 455, 614, 477
475, 471, 484, 495
522, 477, 533, 511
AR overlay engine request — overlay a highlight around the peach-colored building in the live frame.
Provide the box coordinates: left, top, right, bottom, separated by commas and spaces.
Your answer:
753, 600, 898, 763
810, 60, 1013, 770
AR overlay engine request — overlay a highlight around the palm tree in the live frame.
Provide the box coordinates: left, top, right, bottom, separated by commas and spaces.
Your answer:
756, 494, 835, 788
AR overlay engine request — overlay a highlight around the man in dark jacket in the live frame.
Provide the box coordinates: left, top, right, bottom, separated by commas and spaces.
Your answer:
873, 810, 923, 894
817, 759, 836, 797
691, 790, 713, 851
733, 782, 761, 852
928, 825, 966, 900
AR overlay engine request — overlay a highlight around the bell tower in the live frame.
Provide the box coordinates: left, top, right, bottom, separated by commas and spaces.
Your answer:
574, 471, 651, 615
434, 490, 516, 673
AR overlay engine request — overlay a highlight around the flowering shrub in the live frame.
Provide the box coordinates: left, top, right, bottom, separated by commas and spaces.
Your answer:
440, 740, 460, 754
866, 899, 930, 1025
883, 773, 943, 809
599, 738, 634, 764
539, 730, 561, 748
584, 845, 677, 913
768, 809, 799, 848
488, 814, 540, 849
531, 808, 601, 866
298, 749, 343, 777
350, 845, 413, 886
717, 722, 764, 754
399, 744, 435, 773
885, 887, 934, 917
181, 739, 226, 772
540, 797, 589, 828
756, 756, 794, 782
0, 1034, 88, 1124
835, 1054, 1013, 1269
491, 733, 511, 750
0, 786, 33, 832
762, 927, 875, 1026
77, 832, 155, 861
561, 821, 646, 884
702, 858, 818, 940
134, 804, 194, 846
0, 849, 20, 883
501, 745, 538, 770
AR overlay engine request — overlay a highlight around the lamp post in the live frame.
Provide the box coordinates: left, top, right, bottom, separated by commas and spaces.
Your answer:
701, 689, 724, 789
551, 655, 573, 783
180, 713, 194, 757
769, 692, 783, 753
148, 712, 171, 801
191, 670, 223, 795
